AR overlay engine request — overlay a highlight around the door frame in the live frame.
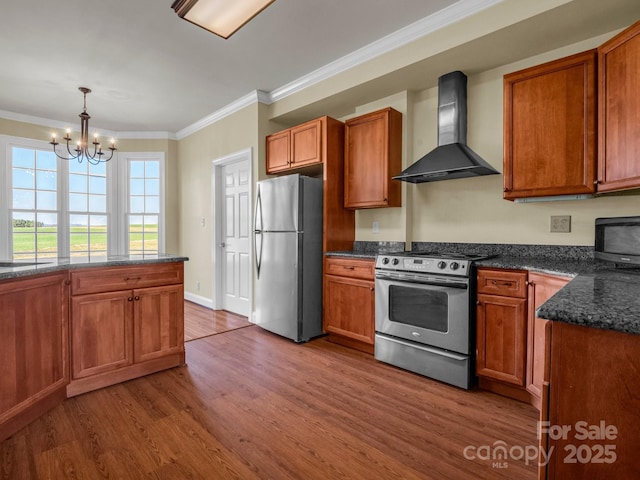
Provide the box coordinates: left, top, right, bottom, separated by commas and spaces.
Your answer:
211, 147, 253, 313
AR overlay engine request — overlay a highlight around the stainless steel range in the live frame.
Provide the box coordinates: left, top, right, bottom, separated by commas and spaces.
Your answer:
374, 251, 490, 389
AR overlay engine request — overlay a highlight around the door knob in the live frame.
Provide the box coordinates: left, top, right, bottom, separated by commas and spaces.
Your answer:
218, 242, 226, 248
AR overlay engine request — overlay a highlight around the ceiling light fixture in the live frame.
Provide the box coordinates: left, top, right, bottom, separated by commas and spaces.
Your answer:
50, 87, 116, 165
171, 0, 275, 39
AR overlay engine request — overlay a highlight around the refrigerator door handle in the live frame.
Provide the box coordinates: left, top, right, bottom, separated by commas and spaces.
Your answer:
254, 184, 263, 232
255, 232, 263, 279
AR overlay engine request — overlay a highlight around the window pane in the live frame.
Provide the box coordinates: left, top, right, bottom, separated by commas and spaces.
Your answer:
89, 161, 106, 176
130, 178, 144, 195
36, 233, 57, 254
70, 232, 88, 255
145, 179, 159, 195
13, 212, 35, 230
90, 215, 108, 227
13, 233, 35, 255
13, 168, 34, 189
36, 170, 57, 190
89, 175, 106, 194
69, 174, 88, 193
145, 161, 159, 178
69, 160, 87, 173
130, 196, 144, 213
36, 151, 57, 170
37, 212, 58, 227
70, 214, 88, 227
145, 196, 159, 213
36, 190, 57, 209
13, 189, 35, 209
69, 193, 88, 212
130, 161, 145, 178
12, 148, 34, 168
89, 194, 106, 212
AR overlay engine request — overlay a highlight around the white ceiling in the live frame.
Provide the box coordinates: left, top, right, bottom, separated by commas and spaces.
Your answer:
0, 0, 464, 135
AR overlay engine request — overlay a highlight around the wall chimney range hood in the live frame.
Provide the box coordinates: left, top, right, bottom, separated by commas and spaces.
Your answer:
394, 71, 499, 183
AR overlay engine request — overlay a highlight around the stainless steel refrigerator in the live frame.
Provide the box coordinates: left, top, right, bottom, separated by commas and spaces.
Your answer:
253, 174, 323, 342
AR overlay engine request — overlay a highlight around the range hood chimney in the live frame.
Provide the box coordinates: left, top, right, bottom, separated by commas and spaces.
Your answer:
394, 71, 499, 183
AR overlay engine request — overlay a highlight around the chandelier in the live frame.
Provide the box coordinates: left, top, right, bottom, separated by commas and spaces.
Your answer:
50, 87, 116, 165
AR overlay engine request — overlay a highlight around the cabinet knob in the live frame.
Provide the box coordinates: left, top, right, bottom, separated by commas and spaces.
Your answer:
594, 180, 599, 185
476, 300, 481, 305
128, 297, 133, 302
64, 279, 71, 286
134, 295, 140, 301
370, 287, 374, 291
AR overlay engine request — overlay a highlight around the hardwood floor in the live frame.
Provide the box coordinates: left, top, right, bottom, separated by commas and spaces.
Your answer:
0, 326, 538, 479
183, 301, 251, 341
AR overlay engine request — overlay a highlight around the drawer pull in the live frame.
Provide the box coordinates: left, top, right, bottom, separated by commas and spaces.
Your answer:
134, 295, 140, 301
344, 266, 355, 270
491, 280, 514, 287
126, 277, 142, 281
128, 297, 133, 302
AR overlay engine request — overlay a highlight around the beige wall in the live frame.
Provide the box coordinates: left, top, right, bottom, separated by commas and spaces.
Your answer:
176, 103, 261, 300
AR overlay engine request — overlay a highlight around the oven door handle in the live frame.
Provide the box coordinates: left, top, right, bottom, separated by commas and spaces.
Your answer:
378, 335, 468, 361
375, 272, 468, 289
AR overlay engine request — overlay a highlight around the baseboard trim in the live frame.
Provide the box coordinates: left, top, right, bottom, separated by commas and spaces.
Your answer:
184, 292, 214, 309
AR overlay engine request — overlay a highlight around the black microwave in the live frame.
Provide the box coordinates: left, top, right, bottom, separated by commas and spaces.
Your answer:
595, 216, 640, 265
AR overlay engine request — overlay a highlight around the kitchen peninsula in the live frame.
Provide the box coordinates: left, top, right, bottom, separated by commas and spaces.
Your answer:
0, 255, 188, 443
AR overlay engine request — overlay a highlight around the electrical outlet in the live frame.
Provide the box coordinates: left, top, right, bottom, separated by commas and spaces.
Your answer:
196, 281, 200, 291
372, 221, 380, 234
550, 215, 571, 233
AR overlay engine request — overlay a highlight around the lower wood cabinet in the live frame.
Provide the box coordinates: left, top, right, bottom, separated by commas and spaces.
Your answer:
526, 272, 570, 409
68, 262, 185, 397
476, 269, 528, 388
0, 272, 69, 442
323, 257, 375, 354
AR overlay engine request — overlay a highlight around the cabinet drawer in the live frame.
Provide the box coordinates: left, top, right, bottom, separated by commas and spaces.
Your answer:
71, 262, 184, 295
325, 257, 374, 280
477, 269, 527, 298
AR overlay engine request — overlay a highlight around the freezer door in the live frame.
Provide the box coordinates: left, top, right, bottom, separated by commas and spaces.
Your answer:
256, 174, 300, 232
254, 231, 301, 341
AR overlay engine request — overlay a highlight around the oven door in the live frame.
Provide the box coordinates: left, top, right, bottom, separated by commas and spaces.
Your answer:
375, 271, 471, 354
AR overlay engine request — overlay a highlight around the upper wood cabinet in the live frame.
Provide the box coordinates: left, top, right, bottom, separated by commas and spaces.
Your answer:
597, 20, 640, 192
503, 50, 597, 200
266, 118, 323, 174
344, 107, 402, 209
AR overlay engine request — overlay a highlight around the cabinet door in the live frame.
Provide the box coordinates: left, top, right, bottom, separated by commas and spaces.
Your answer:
71, 290, 133, 379
324, 274, 375, 346
526, 273, 570, 401
476, 294, 527, 386
344, 108, 401, 209
0, 273, 68, 441
266, 129, 291, 174
134, 284, 184, 363
291, 119, 322, 168
503, 50, 596, 200
598, 21, 640, 192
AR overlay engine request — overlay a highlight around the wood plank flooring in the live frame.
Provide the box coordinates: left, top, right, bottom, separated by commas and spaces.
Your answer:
183, 301, 251, 341
0, 326, 539, 479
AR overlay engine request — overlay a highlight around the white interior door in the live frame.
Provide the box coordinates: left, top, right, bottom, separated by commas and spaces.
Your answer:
213, 151, 251, 317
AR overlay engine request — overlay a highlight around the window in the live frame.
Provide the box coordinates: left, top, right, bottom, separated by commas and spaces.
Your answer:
10, 146, 59, 259
0, 136, 165, 260
69, 160, 109, 256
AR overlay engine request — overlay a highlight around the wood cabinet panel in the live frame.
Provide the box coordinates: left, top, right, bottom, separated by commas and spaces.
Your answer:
265, 129, 290, 173
477, 268, 527, 297
598, 20, 640, 192
344, 107, 402, 208
503, 50, 596, 199
476, 293, 527, 386
134, 284, 184, 363
547, 323, 640, 479
0, 272, 69, 442
70, 262, 184, 295
70, 290, 134, 379
291, 119, 322, 168
324, 256, 375, 280
526, 273, 570, 404
323, 257, 375, 353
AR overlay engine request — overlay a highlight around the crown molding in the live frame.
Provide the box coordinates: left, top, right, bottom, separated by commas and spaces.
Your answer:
175, 90, 269, 140
0, 109, 175, 140
267, 0, 504, 103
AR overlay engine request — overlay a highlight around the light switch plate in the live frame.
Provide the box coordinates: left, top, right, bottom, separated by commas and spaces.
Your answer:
372, 221, 380, 234
550, 215, 571, 233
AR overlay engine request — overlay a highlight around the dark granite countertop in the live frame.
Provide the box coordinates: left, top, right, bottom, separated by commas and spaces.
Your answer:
0, 254, 189, 281
325, 250, 377, 259
325, 240, 405, 260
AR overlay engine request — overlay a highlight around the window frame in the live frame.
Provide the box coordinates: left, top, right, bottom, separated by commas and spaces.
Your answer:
0, 135, 165, 259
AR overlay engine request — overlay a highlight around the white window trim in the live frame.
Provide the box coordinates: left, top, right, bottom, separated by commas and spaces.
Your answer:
117, 152, 166, 255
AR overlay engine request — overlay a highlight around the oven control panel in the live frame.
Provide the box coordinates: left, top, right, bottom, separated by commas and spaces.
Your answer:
376, 255, 471, 276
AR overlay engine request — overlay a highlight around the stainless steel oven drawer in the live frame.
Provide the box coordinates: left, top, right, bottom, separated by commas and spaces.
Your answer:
375, 333, 473, 389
